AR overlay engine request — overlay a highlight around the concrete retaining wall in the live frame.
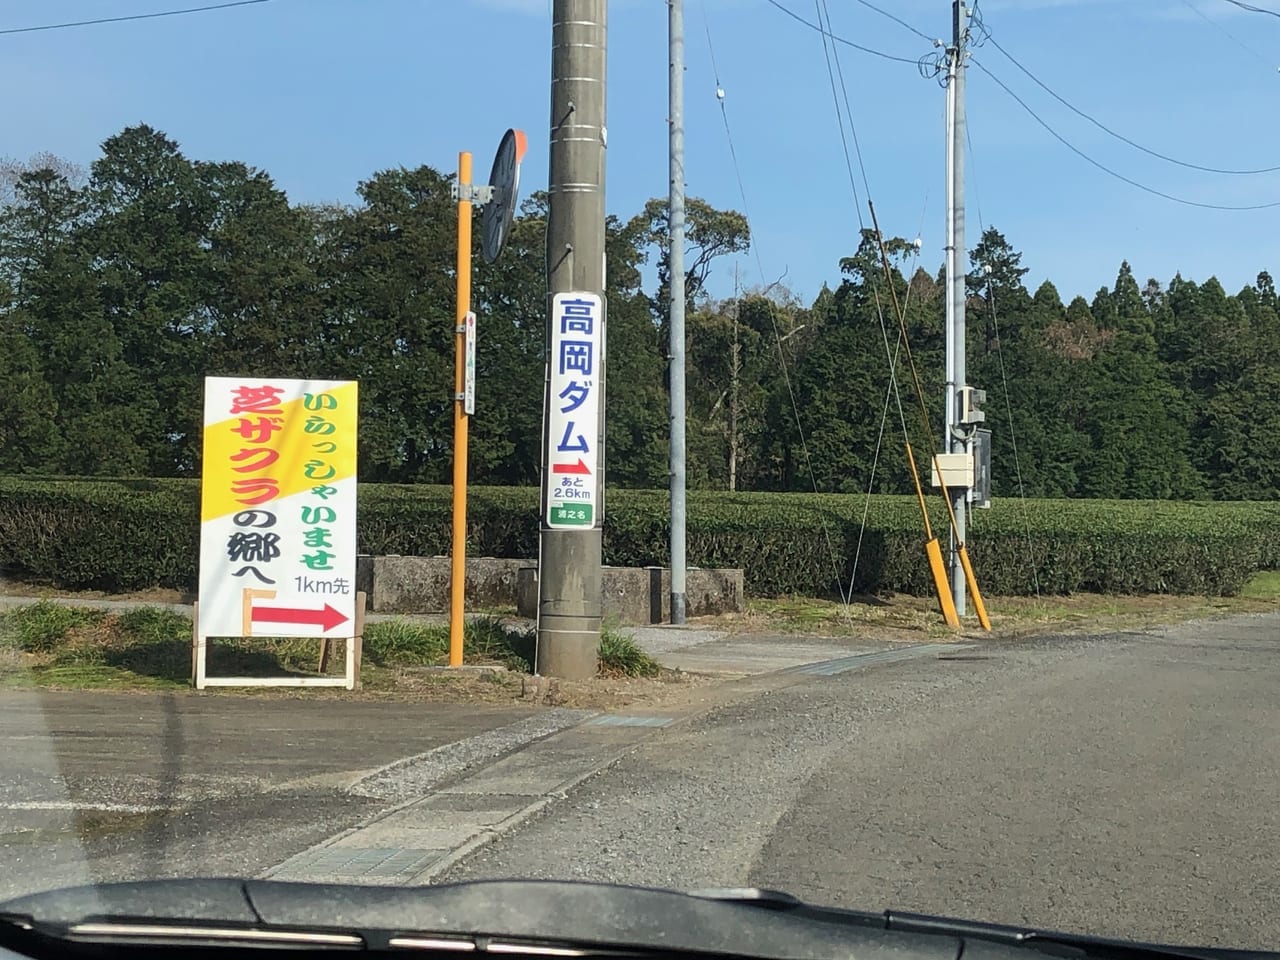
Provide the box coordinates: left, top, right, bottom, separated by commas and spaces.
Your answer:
356, 556, 528, 614
515, 566, 744, 624
356, 555, 744, 624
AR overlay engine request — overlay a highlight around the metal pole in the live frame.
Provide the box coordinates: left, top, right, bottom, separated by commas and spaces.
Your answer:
945, 0, 968, 616
537, 0, 606, 679
668, 0, 688, 626
449, 151, 472, 668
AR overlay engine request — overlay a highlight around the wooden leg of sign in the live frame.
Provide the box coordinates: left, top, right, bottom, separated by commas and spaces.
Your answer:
353, 591, 367, 691
190, 601, 199, 687
318, 637, 332, 674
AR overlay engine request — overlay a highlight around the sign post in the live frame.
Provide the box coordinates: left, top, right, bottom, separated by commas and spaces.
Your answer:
450, 152, 474, 668
448, 129, 527, 668
195, 377, 360, 689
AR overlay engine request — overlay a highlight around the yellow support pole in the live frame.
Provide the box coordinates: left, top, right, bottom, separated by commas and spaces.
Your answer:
450, 151, 473, 668
868, 200, 991, 633
905, 442, 960, 628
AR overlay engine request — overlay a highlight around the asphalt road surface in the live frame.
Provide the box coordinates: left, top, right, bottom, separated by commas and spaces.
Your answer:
445, 613, 1280, 951
3, 613, 1278, 952
0, 692, 532, 900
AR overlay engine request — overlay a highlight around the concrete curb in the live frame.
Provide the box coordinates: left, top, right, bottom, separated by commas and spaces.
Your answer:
259, 641, 972, 885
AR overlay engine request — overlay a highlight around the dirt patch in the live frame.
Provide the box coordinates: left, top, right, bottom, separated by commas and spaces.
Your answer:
512, 669, 719, 711
207, 665, 716, 710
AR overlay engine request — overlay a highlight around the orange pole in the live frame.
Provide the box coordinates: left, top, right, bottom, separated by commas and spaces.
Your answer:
450, 152, 473, 667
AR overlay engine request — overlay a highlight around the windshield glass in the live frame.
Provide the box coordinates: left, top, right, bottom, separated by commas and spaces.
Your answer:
1, 0, 1278, 953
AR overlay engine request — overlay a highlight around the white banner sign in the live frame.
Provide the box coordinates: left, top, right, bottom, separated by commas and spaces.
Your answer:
464, 311, 477, 416
545, 292, 602, 528
198, 377, 358, 639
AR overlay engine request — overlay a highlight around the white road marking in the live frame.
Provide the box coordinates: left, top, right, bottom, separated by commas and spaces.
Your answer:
0, 800, 169, 813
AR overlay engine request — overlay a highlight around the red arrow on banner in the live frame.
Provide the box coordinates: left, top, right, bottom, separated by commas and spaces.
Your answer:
552, 459, 591, 475
251, 603, 349, 632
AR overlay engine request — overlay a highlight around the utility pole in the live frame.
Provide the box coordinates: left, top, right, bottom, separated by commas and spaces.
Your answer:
537, 0, 607, 679
728, 263, 741, 494
668, 0, 688, 626
944, 0, 969, 617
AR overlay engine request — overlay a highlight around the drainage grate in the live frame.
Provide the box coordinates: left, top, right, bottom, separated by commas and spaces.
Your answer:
276, 847, 444, 880
586, 715, 674, 728
781, 643, 973, 677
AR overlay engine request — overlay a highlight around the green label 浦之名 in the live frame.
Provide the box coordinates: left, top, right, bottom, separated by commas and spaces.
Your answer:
550, 503, 593, 527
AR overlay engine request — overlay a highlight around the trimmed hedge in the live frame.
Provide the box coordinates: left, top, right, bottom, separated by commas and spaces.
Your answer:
0, 477, 1277, 597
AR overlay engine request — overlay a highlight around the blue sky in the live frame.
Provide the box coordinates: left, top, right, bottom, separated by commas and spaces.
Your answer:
3, 0, 1279, 306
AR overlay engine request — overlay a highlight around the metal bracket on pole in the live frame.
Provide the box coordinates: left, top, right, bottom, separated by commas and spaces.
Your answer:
451, 183, 495, 205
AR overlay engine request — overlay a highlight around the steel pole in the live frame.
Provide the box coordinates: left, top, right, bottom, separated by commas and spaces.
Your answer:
449, 151, 472, 667
945, 0, 968, 617
668, 0, 688, 625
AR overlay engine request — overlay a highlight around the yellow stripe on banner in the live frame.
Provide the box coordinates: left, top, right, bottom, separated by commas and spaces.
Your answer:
201, 382, 358, 522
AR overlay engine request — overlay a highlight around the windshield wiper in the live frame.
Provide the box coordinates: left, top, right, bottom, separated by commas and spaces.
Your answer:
694, 891, 1277, 960
0, 880, 1273, 960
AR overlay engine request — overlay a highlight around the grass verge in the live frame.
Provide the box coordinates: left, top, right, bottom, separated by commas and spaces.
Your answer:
0, 602, 660, 691
739, 570, 1280, 640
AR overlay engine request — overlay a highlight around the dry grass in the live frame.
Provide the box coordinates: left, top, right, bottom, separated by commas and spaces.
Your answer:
732, 573, 1279, 641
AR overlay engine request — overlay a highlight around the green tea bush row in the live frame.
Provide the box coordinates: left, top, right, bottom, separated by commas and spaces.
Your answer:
1, 478, 1275, 597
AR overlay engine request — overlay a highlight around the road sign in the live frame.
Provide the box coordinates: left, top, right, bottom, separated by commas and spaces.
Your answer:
481, 129, 528, 264
197, 377, 358, 640
546, 292, 602, 528
463, 310, 477, 416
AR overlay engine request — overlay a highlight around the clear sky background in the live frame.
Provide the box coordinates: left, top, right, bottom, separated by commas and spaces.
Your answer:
3, 0, 1279, 307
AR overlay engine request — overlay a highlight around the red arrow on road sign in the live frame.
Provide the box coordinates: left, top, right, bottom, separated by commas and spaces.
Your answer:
251, 603, 349, 632
552, 459, 591, 475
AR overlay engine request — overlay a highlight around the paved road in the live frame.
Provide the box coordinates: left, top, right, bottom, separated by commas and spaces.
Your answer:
0, 692, 537, 900
445, 613, 1280, 951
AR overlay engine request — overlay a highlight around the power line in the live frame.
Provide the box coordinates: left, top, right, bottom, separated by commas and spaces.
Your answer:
702, 10, 766, 283
813, 0, 868, 220
0, 0, 271, 36
770, 0, 1280, 209
809, 0, 923, 608
849, 0, 934, 43
970, 57, 1280, 210
701, 0, 852, 609
986, 33, 1280, 174
963, 123, 1040, 599
1219, 0, 1280, 19
761, 0, 922, 64
1179, 0, 1278, 70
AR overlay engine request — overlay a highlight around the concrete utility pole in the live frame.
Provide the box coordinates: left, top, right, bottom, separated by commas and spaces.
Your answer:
537, 0, 607, 679
668, 0, 688, 626
944, 0, 969, 617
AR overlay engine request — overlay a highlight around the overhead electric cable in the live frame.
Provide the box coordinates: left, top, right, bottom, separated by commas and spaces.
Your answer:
986, 33, 1280, 174
970, 57, 1280, 210
1179, 0, 1277, 71
762, 0, 1280, 210
761, 0, 922, 64
1219, 0, 1280, 20
0, 0, 271, 35
703, 0, 853, 610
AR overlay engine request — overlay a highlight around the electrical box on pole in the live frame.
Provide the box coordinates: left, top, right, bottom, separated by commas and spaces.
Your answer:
959, 385, 986, 426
